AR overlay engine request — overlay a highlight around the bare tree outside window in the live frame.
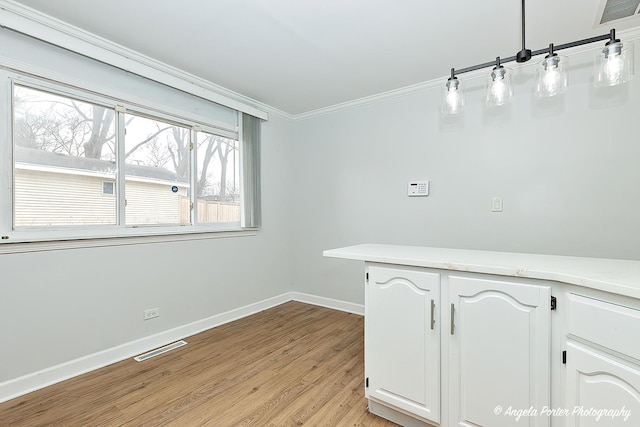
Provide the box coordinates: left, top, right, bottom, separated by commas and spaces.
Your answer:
13, 85, 117, 226
14, 86, 116, 161
196, 132, 240, 223
124, 114, 190, 225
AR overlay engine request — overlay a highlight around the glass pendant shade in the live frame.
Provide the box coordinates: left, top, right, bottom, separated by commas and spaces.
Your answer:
485, 65, 513, 106
595, 40, 634, 87
441, 77, 464, 115
536, 54, 568, 97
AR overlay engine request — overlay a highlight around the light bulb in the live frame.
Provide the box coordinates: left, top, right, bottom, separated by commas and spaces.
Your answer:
491, 78, 506, 105
536, 54, 567, 97
442, 77, 464, 114
542, 68, 561, 93
485, 63, 512, 107
446, 88, 460, 113
604, 53, 624, 84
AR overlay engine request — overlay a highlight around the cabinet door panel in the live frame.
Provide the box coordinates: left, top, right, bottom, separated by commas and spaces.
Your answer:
566, 342, 640, 427
448, 275, 550, 427
366, 266, 440, 423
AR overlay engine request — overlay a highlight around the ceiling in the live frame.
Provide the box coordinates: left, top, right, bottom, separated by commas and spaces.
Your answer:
10, 0, 640, 115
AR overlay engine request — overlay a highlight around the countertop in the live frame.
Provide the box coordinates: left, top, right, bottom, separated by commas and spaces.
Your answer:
323, 244, 640, 299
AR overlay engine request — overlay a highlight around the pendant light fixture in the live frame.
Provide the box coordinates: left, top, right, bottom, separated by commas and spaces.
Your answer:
485, 57, 513, 106
536, 44, 568, 98
442, 68, 464, 115
595, 32, 634, 87
442, 0, 634, 114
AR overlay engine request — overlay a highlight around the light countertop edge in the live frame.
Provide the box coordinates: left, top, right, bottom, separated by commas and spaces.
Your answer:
323, 244, 640, 300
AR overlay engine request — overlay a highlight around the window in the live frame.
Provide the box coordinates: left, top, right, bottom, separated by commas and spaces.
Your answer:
195, 132, 240, 224
3, 74, 261, 243
13, 85, 117, 227
102, 182, 115, 195
124, 114, 191, 226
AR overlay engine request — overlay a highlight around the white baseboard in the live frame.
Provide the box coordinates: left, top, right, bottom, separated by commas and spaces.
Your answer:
291, 292, 364, 315
0, 292, 292, 404
0, 291, 363, 403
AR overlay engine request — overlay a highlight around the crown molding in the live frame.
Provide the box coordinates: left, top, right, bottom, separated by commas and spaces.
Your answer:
292, 79, 441, 121
0, 0, 275, 120
263, 105, 295, 121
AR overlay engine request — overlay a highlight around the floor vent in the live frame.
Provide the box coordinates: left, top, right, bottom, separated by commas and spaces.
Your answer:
133, 340, 187, 362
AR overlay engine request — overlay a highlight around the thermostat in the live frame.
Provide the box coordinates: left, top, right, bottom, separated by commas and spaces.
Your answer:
408, 181, 429, 197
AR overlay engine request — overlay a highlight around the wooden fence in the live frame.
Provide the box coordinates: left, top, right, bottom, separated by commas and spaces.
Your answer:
181, 198, 241, 223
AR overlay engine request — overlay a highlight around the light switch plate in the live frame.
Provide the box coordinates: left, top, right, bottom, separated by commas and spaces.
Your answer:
492, 197, 503, 212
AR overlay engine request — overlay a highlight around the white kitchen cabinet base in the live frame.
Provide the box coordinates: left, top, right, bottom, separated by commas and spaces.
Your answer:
324, 244, 640, 427
369, 400, 434, 427
448, 275, 551, 427
366, 266, 441, 423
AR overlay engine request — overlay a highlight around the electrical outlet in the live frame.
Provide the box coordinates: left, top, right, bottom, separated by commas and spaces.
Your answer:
144, 307, 160, 320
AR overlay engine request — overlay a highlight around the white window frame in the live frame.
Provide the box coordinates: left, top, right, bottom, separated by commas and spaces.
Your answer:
0, 70, 255, 250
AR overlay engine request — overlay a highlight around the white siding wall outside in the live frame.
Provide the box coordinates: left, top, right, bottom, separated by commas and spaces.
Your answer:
14, 169, 116, 227
14, 169, 190, 227
125, 180, 187, 225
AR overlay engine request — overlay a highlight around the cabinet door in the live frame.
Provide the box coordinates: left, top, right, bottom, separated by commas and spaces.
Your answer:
366, 265, 441, 423
448, 275, 550, 427
565, 342, 640, 427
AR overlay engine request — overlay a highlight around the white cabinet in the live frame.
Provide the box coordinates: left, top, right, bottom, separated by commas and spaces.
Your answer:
365, 265, 551, 427
447, 275, 551, 427
366, 265, 441, 423
565, 343, 640, 427
565, 294, 640, 426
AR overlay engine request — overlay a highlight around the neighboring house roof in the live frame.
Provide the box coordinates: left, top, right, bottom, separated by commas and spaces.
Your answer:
14, 145, 189, 185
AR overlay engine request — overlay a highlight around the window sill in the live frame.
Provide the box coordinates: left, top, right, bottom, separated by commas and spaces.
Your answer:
0, 228, 258, 254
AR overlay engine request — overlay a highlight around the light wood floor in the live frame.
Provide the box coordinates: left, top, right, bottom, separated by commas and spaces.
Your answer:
0, 301, 397, 426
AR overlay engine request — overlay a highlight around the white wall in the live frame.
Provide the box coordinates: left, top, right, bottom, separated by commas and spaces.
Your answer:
291, 42, 640, 305
0, 114, 294, 383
